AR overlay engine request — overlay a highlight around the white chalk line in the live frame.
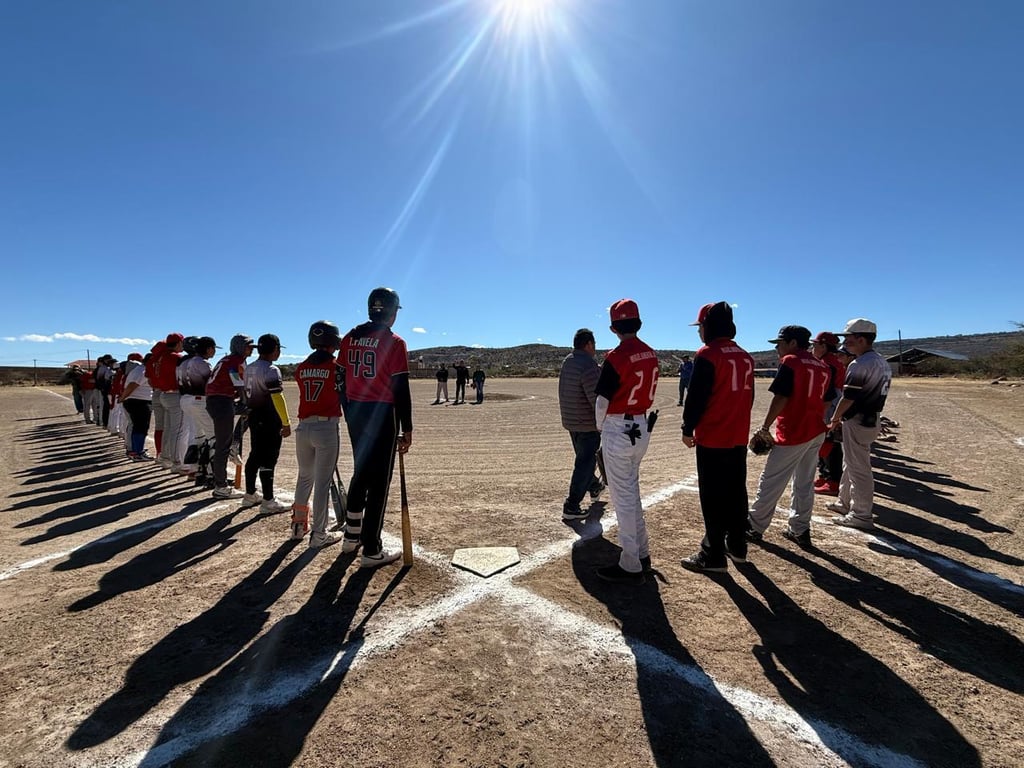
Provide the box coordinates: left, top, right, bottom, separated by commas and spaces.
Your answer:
95, 472, 921, 768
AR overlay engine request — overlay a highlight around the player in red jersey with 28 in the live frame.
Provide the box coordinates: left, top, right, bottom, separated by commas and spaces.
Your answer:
592, 299, 659, 585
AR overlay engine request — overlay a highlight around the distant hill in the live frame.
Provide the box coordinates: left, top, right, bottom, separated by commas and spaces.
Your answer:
408, 330, 1024, 377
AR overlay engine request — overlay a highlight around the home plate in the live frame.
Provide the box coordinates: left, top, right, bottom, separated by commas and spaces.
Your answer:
451, 547, 520, 578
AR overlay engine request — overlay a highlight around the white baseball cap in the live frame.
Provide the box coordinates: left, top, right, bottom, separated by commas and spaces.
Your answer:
836, 318, 877, 335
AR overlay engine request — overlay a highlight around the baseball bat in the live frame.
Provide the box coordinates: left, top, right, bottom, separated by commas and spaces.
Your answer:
398, 447, 412, 566
233, 462, 242, 489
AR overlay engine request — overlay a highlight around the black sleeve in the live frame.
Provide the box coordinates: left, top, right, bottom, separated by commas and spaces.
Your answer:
681, 356, 715, 437
394, 372, 413, 434
768, 363, 794, 397
594, 360, 620, 402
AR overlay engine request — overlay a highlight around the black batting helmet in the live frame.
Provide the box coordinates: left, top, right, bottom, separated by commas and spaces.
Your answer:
367, 287, 401, 320
308, 320, 341, 349
182, 336, 200, 356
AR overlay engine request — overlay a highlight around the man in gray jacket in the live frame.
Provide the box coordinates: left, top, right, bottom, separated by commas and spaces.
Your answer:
558, 328, 606, 520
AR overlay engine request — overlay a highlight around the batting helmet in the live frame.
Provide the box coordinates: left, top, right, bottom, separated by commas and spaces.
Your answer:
257, 333, 282, 355
308, 320, 341, 349
367, 287, 401, 320
229, 334, 255, 356
182, 336, 200, 356
197, 336, 217, 354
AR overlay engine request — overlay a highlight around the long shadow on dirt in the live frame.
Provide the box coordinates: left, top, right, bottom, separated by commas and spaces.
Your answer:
763, 540, 1023, 695
573, 536, 774, 768
67, 507, 265, 611
136, 560, 405, 767
66, 539, 314, 751
721, 556, 982, 767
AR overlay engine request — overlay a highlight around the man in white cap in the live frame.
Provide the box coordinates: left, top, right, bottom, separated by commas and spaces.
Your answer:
826, 318, 892, 530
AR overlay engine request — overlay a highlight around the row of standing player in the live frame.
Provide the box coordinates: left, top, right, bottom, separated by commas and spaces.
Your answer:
558, 299, 892, 584
77, 287, 412, 569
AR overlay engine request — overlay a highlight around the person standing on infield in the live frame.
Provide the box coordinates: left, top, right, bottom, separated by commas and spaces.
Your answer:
827, 318, 892, 531
432, 363, 449, 405
241, 334, 292, 515
290, 321, 345, 548
677, 355, 693, 406
453, 361, 470, 405
811, 331, 847, 495
746, 325, 833, 549
471, 365, 486, 404
339, 287, 413, 569
593, 299, 659, 585
558, 328, 606, 521
680, 301, 755, 573
205, 334, 254, 499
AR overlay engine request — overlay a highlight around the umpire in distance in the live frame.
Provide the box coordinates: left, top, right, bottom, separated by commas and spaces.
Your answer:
558, 328, 606, 521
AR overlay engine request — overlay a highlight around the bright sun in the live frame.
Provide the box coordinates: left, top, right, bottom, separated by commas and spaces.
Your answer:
494, 0, 562, 36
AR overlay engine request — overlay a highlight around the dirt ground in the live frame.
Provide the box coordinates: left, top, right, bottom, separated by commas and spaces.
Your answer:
0, 378, 1021, 768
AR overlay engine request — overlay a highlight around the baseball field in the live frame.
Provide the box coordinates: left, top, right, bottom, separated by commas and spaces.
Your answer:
0, 378, 1021, 768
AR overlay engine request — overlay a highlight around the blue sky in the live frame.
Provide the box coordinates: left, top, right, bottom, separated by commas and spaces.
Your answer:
2, 0, 1021, 366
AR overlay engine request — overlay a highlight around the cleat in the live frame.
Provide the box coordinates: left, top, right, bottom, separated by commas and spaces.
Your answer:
239, 493, 262, 508
309, 531, 343, 549
360, 550, 402, 569
258, 499, 289, 515
782, 528, 813, 548
680, 551, 728, 574
833, 514, 875, 531
596, 564, 645, 585
561, 506, 589, 521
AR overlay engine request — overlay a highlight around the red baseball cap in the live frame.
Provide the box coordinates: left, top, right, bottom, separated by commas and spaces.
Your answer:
812, 331, 840, 347
165, 332, 185, 345
128, 353, 144, 361
610, 299, 640, 322
690, 302, 716, 326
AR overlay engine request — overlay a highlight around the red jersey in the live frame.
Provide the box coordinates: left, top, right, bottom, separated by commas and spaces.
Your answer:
770, 349, 831, 446
79, 371, 96, 390
152, 350, 181, 392
205, 354, 246, 398
823, 351, 846, 393
294, 351, 344, 418
684, 339, 755, 449
340, 323, 410, 404
145, 341, 167, 389
595, 336, 659, 414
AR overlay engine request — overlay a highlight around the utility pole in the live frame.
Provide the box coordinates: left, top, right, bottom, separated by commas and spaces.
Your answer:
33, 359, 37, 386
897, 330, 903, 377
86, 349, 91, 367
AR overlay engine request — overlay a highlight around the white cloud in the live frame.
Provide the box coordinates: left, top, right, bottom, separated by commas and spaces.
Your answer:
536, 337, 544, 342
470, 343, 484, 348
412, 327, 427, 334
5, 332, 154, 345
279, 354, 307, 360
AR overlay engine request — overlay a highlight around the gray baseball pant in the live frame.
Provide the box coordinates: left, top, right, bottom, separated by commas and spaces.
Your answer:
748, 432, 826, 536
293, 417, 340, 537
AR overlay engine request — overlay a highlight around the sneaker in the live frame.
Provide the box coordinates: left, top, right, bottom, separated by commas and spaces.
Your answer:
595, 564, 645, 585
212, 486, 237, 499
589, 481, 606, 501
782, 528, 813, 548
170, 464, 191, 476
745, 520, 763, 543
131, 451, 155, 462
814, 482, 839, 496
562, 506, 589, 521
240, 493, 262, 508
309, 531, 343, 549
725, 548, 748, 565
258, 499, 289, 515
157, 456, 174, 469
825, 501, 848, 514
833, 514, 875, 531
342, 537, 361, 554
680, 551, 728, 574
360, 550, 402, 569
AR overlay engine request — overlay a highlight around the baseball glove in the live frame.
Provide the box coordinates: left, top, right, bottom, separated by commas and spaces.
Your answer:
748, 428, 774, 455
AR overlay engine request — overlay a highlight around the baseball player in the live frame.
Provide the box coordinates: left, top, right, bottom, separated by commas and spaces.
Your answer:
593, 299, 659, 585
241, 334, 292, 515
178, 336, 217, 485
680, 301, 755, 573
290, 321, 345, 548
145, 339, 168, 458
338, 287, 413, 568
205, 334, 254, 499
95, 355, 116, 428
811, 331, 847, 495
79, 365, 100, 425
827, 318, 892, 530
746, 326, 834, 548
153, 333, 185, 472
121, 353, 155, 461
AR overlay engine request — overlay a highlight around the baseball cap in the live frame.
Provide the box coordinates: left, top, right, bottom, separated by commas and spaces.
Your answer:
165, 332, 185, 345
128, 353, 144, 361
257, 333, 284, 354
690, 301, 733, 326
836, 318, 877, 336
768, 325, 811, 345
812, 331, 841, 347
610, 299, 640, 322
